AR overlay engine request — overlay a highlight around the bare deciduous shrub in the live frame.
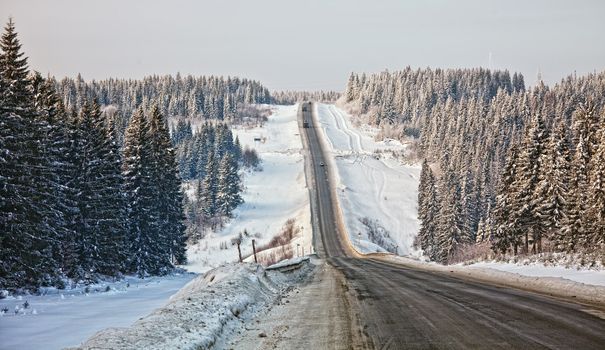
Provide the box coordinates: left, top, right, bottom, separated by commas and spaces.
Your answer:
242, 219, 300, 263
258, 245, 294, 266
359, 217, 398, 253
448, 242, 493, 265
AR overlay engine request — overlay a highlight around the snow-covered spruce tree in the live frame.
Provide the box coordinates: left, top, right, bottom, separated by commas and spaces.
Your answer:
492, 146, 522, 255
417, 159, 431, 217
534, 119, 570, 248
200, 148, 219, 224
434, 164, 467, 264
560, 134, 589, 253
216, 153, 243, 218
93, 101, 129, 276
30, 73, 80, 283
123, 108, 161, 276
460, 167, 479, 243
574, 103, 602, 251
416, 160, 439, 260
513, 113, 549, 253
171, 118, 192, 146
476, 203, 494, 243
586, 125, 605, 253
62, 101, 127, 280
559, 104, 599, 252
0, 19, 60, 290
344, 72, 359, 103
148, 105, 187, 265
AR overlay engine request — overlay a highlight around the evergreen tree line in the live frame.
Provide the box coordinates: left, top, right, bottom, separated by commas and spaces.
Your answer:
272, 90, 341, 105
48, 72, 272, 147
0, 20, 186, 292
174, 122, 249, 241
343, 67, 605, 263
174, 122, 242, 181
415, 74, 605, 263
490, 100, 605, 258
344, 68, 524, 137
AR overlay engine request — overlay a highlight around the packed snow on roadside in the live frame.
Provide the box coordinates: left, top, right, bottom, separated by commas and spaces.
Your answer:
314, 103, 420, 256
186, 104, 312, 273
464, 260, 605, 287
382, 255, 605, 305
0, 273, 196, 350
70, 262, 313, 350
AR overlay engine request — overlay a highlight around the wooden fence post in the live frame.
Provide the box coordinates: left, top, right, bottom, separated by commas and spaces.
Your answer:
252, 239, 258, 263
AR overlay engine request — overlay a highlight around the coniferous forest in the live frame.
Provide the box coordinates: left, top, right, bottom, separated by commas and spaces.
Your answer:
343, 68, 605, 264
0, 19, 257, 292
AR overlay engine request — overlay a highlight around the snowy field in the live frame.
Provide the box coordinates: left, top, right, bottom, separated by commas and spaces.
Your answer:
186, 104, 312, 272
0, 273, 195, 350
314, 103, 420, 255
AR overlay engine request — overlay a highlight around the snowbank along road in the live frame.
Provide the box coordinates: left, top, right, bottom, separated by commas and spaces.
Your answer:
301, 102, 605, 349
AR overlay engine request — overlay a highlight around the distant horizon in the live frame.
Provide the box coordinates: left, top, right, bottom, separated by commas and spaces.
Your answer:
3, 0, 605, 91
34, 65, 604, 92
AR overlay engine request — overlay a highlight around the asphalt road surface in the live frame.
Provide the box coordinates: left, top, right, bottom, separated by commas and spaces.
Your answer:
300, 101, 605, 350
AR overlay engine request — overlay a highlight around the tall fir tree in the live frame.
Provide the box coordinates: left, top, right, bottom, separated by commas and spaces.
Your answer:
586, 126, 605, 252
148, 105, 187, 265
514, 113, 549, 253
416, 161, 439, 260
534, 120, 569, 246
123, 108, 160, 276
0, 19, 58, 289
492, 146, 522, 255
216, 153, 243, 218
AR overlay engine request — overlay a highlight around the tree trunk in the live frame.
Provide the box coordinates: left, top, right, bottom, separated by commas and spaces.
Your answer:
524, 232, 529, 254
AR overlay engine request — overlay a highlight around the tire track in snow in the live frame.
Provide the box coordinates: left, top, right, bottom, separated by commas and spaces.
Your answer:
329, 104, 363, 153
323, 104, 353, 153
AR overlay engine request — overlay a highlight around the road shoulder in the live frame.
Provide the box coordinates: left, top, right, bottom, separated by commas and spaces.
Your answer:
227, 259, 369, 350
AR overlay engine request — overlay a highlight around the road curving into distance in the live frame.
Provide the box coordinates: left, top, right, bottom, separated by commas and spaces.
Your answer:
300, 101, 605, 350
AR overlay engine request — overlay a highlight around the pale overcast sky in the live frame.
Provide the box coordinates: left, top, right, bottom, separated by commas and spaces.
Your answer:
2, 0, 604, 91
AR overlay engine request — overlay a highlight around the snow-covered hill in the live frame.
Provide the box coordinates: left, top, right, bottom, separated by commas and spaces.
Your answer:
186, 104, 312, 272
314, 103, 421, 256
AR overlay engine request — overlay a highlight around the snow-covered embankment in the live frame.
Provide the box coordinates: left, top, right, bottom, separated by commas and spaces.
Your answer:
70, 261, 313, 350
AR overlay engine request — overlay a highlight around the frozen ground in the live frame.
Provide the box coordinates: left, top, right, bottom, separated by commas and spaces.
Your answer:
0, 273, 195, 350
71, 261, 314, 350
314, 103, 420, 256
186, 104, 312, 273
